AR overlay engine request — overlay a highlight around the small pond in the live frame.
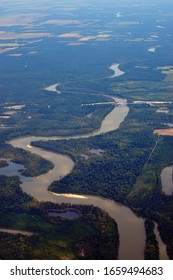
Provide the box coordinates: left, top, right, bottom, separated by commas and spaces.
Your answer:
161, 165, 173, 195
48, 210, 80, 220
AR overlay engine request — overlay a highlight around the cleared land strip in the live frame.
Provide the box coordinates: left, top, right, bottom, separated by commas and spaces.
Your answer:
154, 128, 173, 136
0, 228, 34, 236
145, 135, 160, 165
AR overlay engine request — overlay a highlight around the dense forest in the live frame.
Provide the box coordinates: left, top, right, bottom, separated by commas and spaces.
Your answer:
0, 142, 54, 177
1, 0, 173, 260
144, 219, 159, 260
33, 103, 173, 259
0, 175, 119, 259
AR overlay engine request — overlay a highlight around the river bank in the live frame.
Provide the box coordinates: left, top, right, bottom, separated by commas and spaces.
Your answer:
3, 95, 168, 259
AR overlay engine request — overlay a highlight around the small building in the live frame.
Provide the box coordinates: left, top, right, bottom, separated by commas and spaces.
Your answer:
156, 107, 169, 113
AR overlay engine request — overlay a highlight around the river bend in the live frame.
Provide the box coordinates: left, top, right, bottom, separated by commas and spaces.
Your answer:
4, 96, 168, 259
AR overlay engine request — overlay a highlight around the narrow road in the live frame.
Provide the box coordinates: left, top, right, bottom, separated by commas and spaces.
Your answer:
145, 135, 160, 165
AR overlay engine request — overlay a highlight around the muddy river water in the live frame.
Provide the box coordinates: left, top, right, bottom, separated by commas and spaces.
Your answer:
2, 96, 168, 259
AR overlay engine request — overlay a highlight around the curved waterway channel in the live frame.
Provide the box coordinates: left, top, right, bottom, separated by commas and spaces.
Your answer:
5, 96, 168, 260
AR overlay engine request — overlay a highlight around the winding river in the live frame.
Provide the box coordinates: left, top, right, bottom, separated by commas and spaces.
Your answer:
2, 96, 168, 260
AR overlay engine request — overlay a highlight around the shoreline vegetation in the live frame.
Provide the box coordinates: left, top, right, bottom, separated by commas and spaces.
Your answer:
0, 143, 54, 177
1, 78, 173, 259
144, 219, 159, 260
0, 175, 119, 260
31, 104, 173, 259
0, 0, 173, 260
